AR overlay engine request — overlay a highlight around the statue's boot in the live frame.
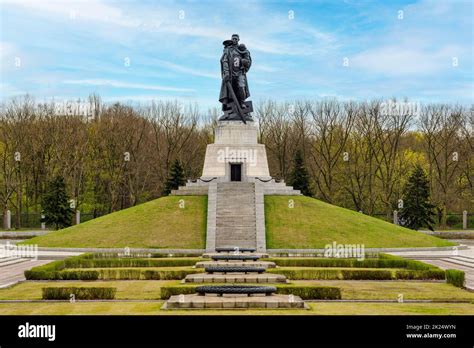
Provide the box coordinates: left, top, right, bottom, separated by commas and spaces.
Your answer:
238, 87, 247, 108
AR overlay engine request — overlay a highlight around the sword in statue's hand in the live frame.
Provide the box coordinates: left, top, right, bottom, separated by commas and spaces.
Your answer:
226, 80, 247, 124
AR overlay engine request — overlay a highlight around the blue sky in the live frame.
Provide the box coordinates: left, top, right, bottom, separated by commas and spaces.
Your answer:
0, 0, 472, 109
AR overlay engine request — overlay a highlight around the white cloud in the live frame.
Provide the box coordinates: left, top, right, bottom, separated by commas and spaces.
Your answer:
63, 79, 194, 92
153, 59, 219, 79
2, 0, 336, 56
350, 45, 459, 75
2, 0, 138, 27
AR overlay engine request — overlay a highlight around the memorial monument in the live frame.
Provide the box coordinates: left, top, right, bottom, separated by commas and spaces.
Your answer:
202, 33, 270, 182
172, 35, 300, 252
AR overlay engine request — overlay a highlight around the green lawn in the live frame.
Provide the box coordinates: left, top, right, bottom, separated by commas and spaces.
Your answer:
2, 280, 472, 301
0, 302, 472, 315
265, 196, 454, 248
20, 194, 454, 249
291, 280, 474, 301
21, 196, 207, 248
0, 280, 175, 300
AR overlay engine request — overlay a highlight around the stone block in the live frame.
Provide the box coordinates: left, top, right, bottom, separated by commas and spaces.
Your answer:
222, 300, 236, 309
204, 299, 223, 309
191, 299, 205, 309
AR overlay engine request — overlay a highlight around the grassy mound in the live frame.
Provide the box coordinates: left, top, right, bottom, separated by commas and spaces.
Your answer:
23, 194, 452, 249
22, 196, 207, 249
265, 196, 453, 248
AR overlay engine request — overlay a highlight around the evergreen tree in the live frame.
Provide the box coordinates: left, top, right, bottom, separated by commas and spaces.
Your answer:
399, 165, 436, 231
41, 176, 73, 230
289, 149, 312, 196
163, 159, 186, 195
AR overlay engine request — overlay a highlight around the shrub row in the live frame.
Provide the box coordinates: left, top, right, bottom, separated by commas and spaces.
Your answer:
25, 266, 198, 280
159, 285, 341, 300
267, 268, 446, 280
265, 257, 436, 270
82, 252, 202, 259
64, 257, 201, 268
42, 287, 116, 300
275, 286, 341, 300
97, 268, 200, 280
393, 270, 446, 280
446, 269, 465, 288
25, 269, 99, 280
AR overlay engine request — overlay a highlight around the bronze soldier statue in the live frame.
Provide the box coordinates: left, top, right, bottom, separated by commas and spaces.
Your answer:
219, 34, 253, 123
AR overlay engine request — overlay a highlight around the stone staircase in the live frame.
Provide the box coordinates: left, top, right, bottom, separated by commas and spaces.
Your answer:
0, 256, 29, 268
215, 182, 257, 249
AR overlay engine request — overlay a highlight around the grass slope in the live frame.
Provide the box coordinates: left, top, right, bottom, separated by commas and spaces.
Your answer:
22, 196, 207, 249
265, 196, 453, 249
23, 194, 452, 249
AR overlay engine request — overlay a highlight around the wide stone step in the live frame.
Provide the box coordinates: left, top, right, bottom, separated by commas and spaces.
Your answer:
217, 203, 255, 208
218, 196, 254, 200
217, 229, 256, 233
217, 231, 257, 236
163, 294, 306, 309
217, 227, 256, 234
216, 238, 256, 244
217, 209, 255, 215
202, 252, 269, 258
0, 258, 29, 267
440, 258, 474, 268
216, 217, 256, 223
217, 187, 255, 195
216, 215, 256, 220
218, 204, 254, 207
195, 260, 276, 269
214, 182, 257, 251
218, 194, 254, 197
216, 242, 256, 248
184, 273, 287, 283
217, 204, 255, 208
217, 225, 256, 229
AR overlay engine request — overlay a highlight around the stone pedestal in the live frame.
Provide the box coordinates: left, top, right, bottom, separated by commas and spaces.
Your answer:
184, 272, 287, 283
171, 120, 301, 252
201, 121, 271, 181
163, 294, 308, 309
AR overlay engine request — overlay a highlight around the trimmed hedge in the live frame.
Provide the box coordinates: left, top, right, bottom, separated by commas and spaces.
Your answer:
64, 257, 201, 268
394, 270, 446, 280
446, 269, 465, 288
25, 266, 198, 280
97, 268, 200, 280
25, 269, 99, 280
265, 257, 436, 270
276, 286, 341, 300
42, 287, 116, 300
267, 268, 392, 280
160, 285, 341, 300
267, 268, 445, 280
81, 252, 202, 259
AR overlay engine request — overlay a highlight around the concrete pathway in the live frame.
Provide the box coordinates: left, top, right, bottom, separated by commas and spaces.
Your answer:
0, 249, 82, 288
0, 259, 51, 288
389, 240, 474, 291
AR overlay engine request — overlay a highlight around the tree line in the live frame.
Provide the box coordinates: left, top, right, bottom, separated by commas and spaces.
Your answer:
0, 95, 472, 229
